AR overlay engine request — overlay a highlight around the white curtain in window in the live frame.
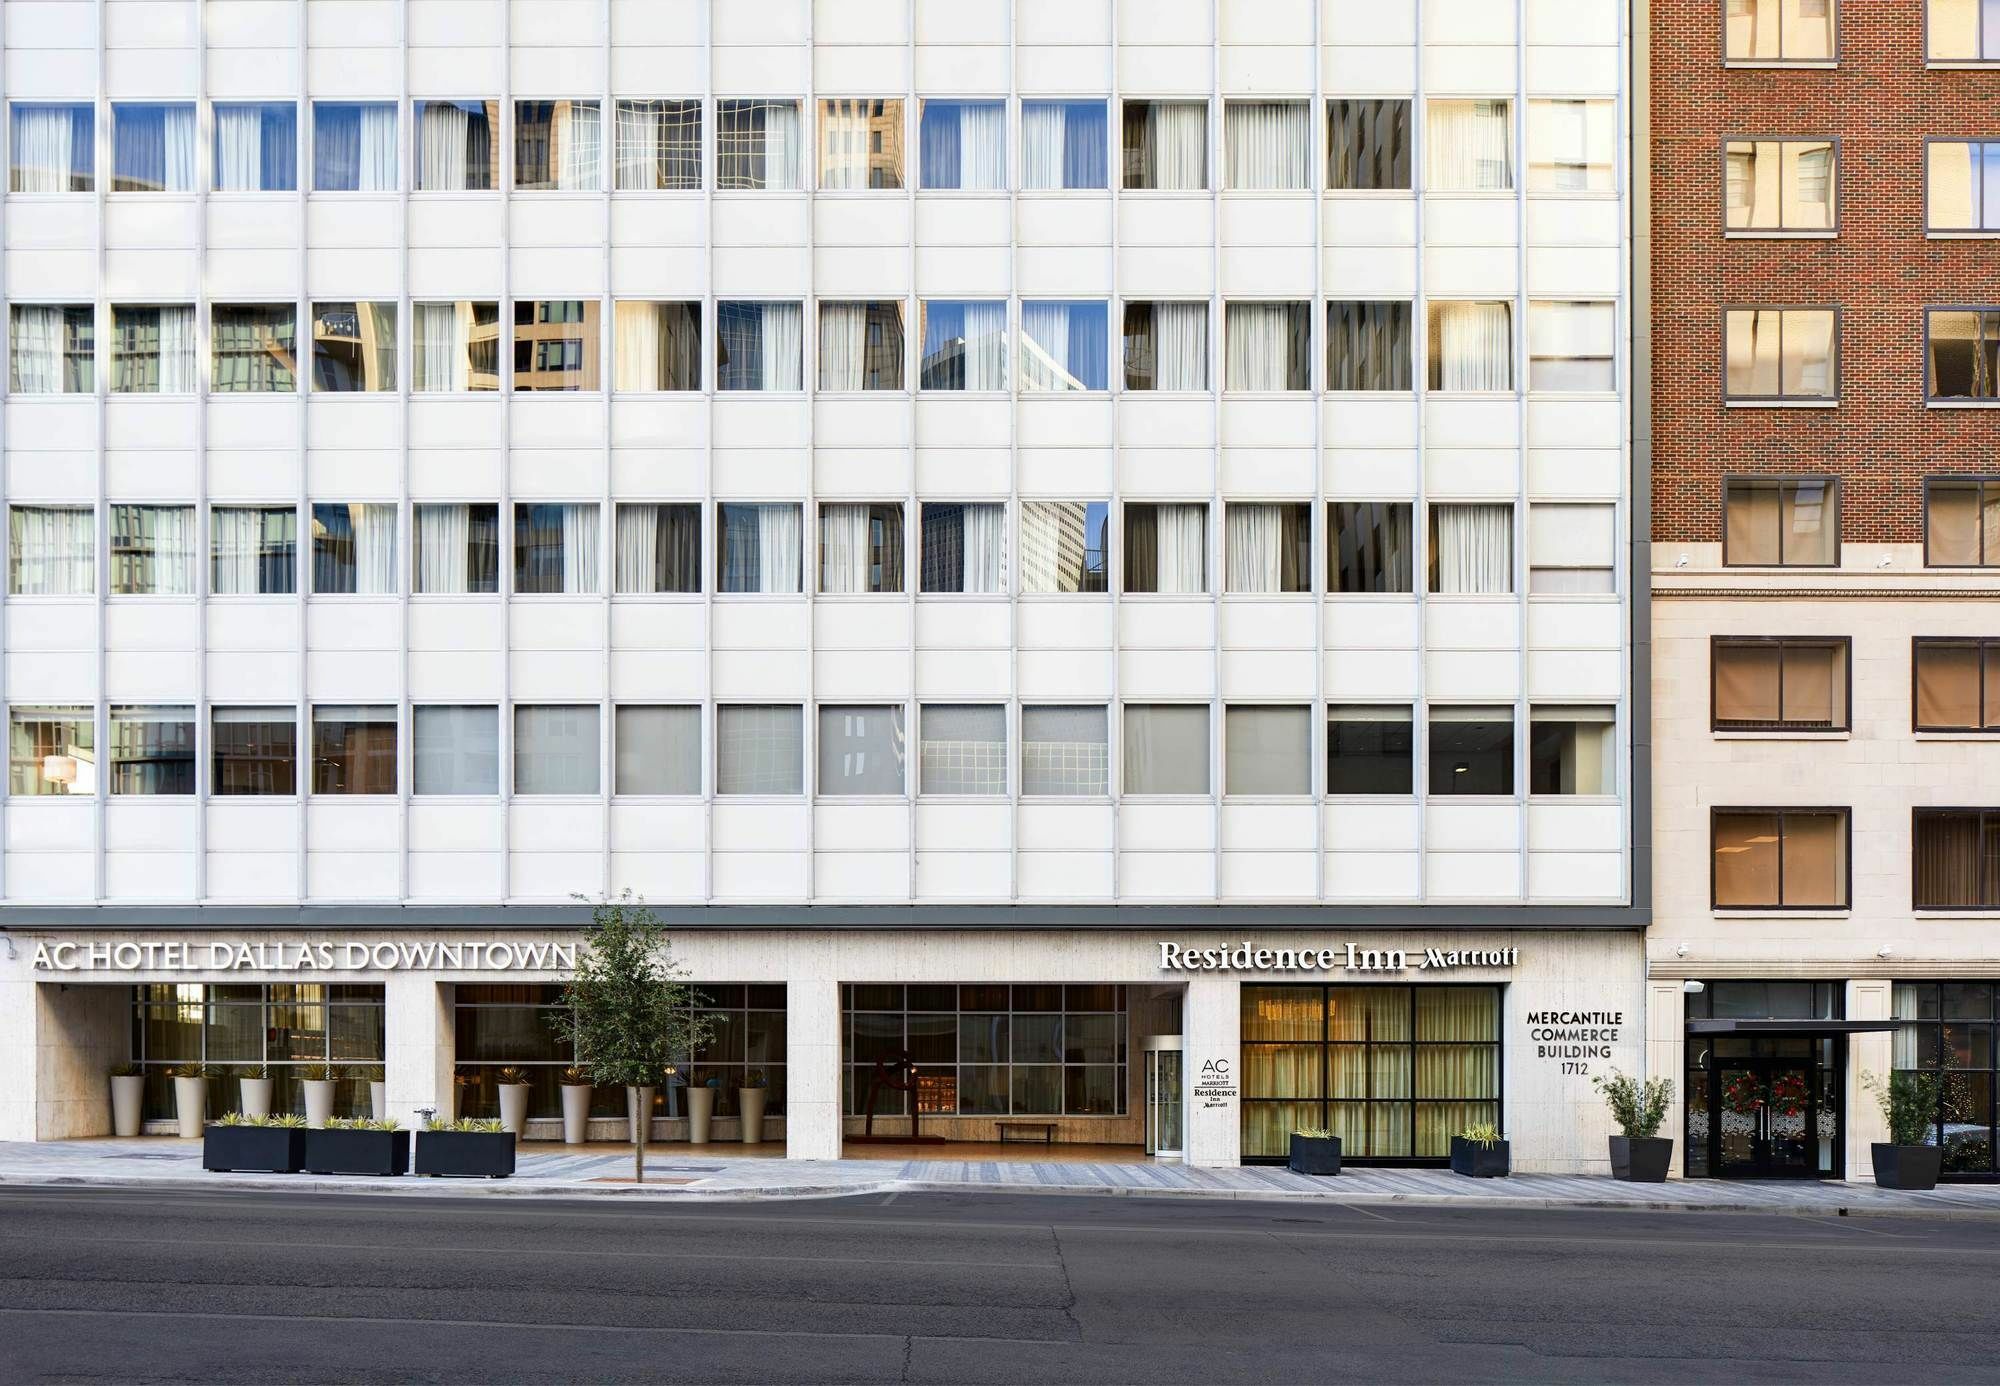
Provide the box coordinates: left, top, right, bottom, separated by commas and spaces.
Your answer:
819, 503, 871, 593
12, 107, 76, 192
417, 102, 470, 191
1434, 504, 1513, 594
412, 303, 468, 391
1226, 303, 1294, 391
214, 106, 265, 190
614, 505, 657, 594
156, 305, 197, 393
1021, 101, 1065, 190
762, 101, 802, 189
1434, 301, 1512, 391
963, 503, 1005, 593
1428, 100, 1511, 191
757, 504, 802, 593
210, 509, 266, 595
819, 302, 867, 391
1225, 102, 1310, 190
163, 106, 196, 190
1149, 103, 1206, 190
359, 105, 396, 190
559, 503, 599, 593
1123, 705, 1210, 796
549, 101, 602, 190
614, 102, 657, 190
614, 301, 661, 391
956, 102, 1005, 189
148, 505, 196, 594
11, 306, 63, 392
351, 503, 397, 594
1019, 301, 1071, 393
414, 504, 470, 594
1155, 303, 1207, 390
11, 508, 93, 595
1225, 504, 1285, 593
759, 302, 804, 391
1153, 503, 1206, 594
961, 301, 1007, 391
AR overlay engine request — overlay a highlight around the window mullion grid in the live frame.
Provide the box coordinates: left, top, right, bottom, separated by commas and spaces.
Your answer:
294, 0, 309, 896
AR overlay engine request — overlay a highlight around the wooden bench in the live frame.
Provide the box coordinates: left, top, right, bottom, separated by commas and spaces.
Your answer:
995, 1120, 1057, 1145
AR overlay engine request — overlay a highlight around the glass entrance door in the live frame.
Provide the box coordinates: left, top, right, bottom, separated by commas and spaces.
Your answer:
1143, 1038, 1183, 1160
1708, 1039, 1840, 1179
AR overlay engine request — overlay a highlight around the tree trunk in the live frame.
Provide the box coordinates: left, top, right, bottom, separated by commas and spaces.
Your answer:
634, 1126, 644, 1184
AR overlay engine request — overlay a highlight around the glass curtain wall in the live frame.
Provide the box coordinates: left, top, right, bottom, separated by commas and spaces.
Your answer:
129, 983, 385, 1121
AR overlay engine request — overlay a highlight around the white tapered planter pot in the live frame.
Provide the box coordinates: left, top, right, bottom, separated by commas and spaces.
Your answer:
369, 1081, 387, 1122
626, 1086, 654, 1144
561, 1084, 593, 1144
239, 1077, 274, 1120
498, 1083, 531, 1136
172, 1077, 207, 1139
687, 1086, 715, 1145
738, 1088, 767, 1144
110, 1075, 145, 1137
303, 1079, 336, 1128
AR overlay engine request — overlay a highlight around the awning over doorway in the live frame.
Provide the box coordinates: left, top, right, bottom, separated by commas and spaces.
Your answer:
1686, 1019, 1900, 1035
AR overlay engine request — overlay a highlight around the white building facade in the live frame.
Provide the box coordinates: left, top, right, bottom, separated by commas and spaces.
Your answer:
0, 0, 1643, 1170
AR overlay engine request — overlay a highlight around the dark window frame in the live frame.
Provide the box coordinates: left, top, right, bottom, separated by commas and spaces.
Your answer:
1721, 305, 1840, 403
1709, 635, 1852, 732
1720, 474, 1841, 569
1922, 476, 2000, 567
1911, 808, 2000, 910
1722, 0, 1840, 65
1924, 306, 2000, 402
1709, 806, 1852, 911
1888, 979, 2000, 1180
1912, 636, 2000, 732
1719, 135, 1840, 234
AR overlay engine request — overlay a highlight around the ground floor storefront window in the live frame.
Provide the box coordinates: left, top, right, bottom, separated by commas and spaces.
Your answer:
130, 983, 384, 1121
1683, 981, 1843, 1180
1239, 984, 1500, 1163
1894, 981, 1997, 1177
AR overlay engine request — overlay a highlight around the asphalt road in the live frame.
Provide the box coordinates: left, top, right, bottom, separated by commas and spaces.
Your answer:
0, 1186, 1995, 1384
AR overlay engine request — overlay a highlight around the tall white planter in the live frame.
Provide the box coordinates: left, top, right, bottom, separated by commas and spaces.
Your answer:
171, 1076, 207, 1139
110, 1074, 145, 1137
369, 1081, 387, 1122
239, 1077, 274, 1120
626, 1085, 654, 1144
687, 1085, 716, 1145
739, 1087, 767, 1144
303, 1079, 336, 1128
561, 1084, 593, 1144
498, 1083, 532, 1136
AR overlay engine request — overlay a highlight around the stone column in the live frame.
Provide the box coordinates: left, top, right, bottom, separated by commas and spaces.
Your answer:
0, 977, 36, 1142
1647, 979, 1686, 1177
385, 976, 451, 1130
1182, 974, 1239, 1168
785, 971, 841, 1161
1847, 979, 1892, 1181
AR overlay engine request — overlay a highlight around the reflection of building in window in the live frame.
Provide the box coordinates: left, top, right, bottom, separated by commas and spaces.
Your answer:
512, 299, 599, 391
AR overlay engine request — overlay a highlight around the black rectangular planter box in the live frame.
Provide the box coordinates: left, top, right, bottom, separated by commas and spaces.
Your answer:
1449, 1136, 1511, 1178
1870, 1143, 1942, 1191
301, 1128, 409, 1177
203, 1125, 305, 1174
415, 1130, 517, 1178
1608, 1135, 1672, 1183
1287, 1133, 1342, 1176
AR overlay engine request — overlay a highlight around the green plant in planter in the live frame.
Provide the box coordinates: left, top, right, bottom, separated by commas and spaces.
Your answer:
1862, 1070, 1942, 1147
299, 1062, 338, 1083
326, 1116, 401, 1132
561, 1065, 592, 1086
1292, 1125, 1332, 1140
1592, 1070, 1673, 1139
743, 1069, 768, 1089
231, 1063, 268, 1080
164, 1063, 208, 1081
424, 1116, 504, 1133
216, 1111, 309, 1128
351, 1064, 384, 1083
496, 1066, 528, 1085
1459, 1121, 1503, 1147
107, 1061, 141, 1078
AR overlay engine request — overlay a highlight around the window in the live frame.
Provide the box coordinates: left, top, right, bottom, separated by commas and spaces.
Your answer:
1224, 503, 1309, 594
1725, 139, 1835, 231
1528, 706, 1615, 794
413, 503, 501, 594
213, 103, 296, 191
310, 302, 397, 392
919, 300, 1007, 390
1928, 0, 2000, 60
111, 103, 195, 192
1928, 141, 2000, 232
414, 100, 498, 191
1329, 502, 1414, 594
9, 706, 93, 795
819, 502, 904, 594
10, 103, 93, 191
9, 507, 94, 596
818, 301, 905, 391
1914, 639, 2000, 730
1020, 301, 1108, 392
614, 705, 701, 795
1724, 308, 1837, 401
211, 507, 297, 595
1925, 478, 2000, 566
1429, 707, 1514, 795
1122, 302, 1208, 390
1528, 100, 1614, 194
1728, 0, 1836, 61
614, 503, 700, 594
1327, 301, 1411, 391
512, 299, 600, 391
614, 99, 700, 190
819, 98, 902, 189
1021, 501, 1108, 594
1328, 706, 1413, 794
1123, 704, 1209, 796
311, 503, 397, 595
310, 706, 396, 794
1226, 706, 1309, 795
920, 100, 1004, 190
514, 100, 601, 190
1123, 503, 1208, 594
1529, 302, 1615, 391
1427, 301, 1513, 391
513, 705, 601, 795
513, 503, 600, 594
212, 708, 297, 795
716, 302, 804, 391
1328, 99, 1410, 190
1929, 309, 2000, 401
1021, 100, 1107, 189
1890, 981, 1999, 1176
614, 301, 703, 391
1224, 101, 1311, 190
1428, 504, 1513, 594
1426, 100, 1511, 191
1021, 705, 1108, 796
717, 503, 803, 594
1712, 808, 1849, 908
1714, 637, 1849, 731
818, 705, 906, 795
110, 706, 195, 795
1723, 477, 1838, 566
1122, 100, 1207, 190
110, 305, 198, 393
412, 301, 500, 391
1224, 302, 1311, 391
110, 506, 195, 596
715, 99, 803, 190
129, 982, 385, 1123
920, 705, 1006, 795
1528, 503, 1616, 594
413, 706, 499, 795
717, 704, 804, 795
9, 304, 91, 394
312, 102, 396, 191
211, 305, 298, 394
920, 503, 1006, 594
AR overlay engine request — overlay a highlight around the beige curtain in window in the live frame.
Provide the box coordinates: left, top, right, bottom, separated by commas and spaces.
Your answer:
1916, 644, 1981, 728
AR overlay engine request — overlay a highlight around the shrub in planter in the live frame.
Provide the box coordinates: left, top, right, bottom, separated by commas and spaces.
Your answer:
559, 1066, 593, 1146
1863, 1070, 1944, 1191
234, 1064, 273, 1121
167, 1064, 210, 1139
108, 1062, 145, 1138
496, 1065, 532, 1136
301, 1117, 409, 1176
1449, 1122, 1511, 1178
299, 1062, 339, 1128
415, 1117, 517, 1179
1287, 1126, 1342, 1176
204, 1112, 307, 1173
1594, 1069, 1675, 1182
739, 1070, 769, 1145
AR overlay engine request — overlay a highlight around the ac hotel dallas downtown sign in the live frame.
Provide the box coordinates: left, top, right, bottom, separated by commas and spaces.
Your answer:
30, 939, 579, 974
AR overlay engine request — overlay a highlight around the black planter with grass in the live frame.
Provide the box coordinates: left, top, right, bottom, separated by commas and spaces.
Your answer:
415, 1129, 517, 1178
1449, 1136, 1511, 1178
1870, 1142, 1942, 1192
301, 1127, 409, 1177
203, 1124, 305, 1174
1608, 1135, 1673, 1183
1287, 1133, 1342, 1176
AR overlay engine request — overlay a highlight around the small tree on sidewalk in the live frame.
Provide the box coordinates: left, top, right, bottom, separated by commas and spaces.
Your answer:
546, 893, 713, 1184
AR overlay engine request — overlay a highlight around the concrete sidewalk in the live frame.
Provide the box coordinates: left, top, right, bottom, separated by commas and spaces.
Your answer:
7, 1137, 2000, 1213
